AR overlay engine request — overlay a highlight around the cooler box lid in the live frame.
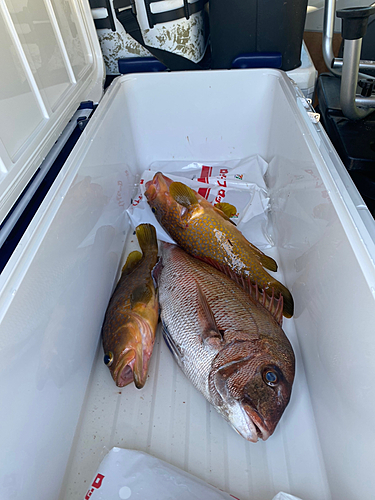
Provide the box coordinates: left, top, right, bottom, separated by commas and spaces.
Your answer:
0, 0, 104, 225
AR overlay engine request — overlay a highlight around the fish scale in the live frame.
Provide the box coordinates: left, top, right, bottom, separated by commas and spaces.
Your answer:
156, 243, 295, 442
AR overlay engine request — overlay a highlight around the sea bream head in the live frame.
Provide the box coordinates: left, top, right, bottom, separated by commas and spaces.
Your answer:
209, 334, 295, 442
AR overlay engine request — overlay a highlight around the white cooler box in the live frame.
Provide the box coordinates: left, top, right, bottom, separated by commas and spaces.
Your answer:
1, 2, 375, 500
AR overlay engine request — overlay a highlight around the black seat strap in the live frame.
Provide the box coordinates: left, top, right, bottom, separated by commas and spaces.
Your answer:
115, 3, 204, 71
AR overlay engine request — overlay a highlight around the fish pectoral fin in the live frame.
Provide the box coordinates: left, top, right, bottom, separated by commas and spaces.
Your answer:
169, 182, 198, 208
213, 203, 237, 225
162, 319, 183, 362
122, 251, 143, 275
151, 256, 162, 288
130, 284, 153, 308
196, 283, 223, 347
214, 202, 237, 218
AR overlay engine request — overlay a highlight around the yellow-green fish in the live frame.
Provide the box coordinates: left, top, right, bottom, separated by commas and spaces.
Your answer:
145, 172, 293, 317
102, 224, 159, 388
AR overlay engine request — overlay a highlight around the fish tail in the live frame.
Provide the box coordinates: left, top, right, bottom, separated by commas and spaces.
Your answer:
136, 223, 158, 256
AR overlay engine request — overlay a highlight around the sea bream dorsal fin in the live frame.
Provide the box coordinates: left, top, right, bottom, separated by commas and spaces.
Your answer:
169, 182, 198, 207
198, 257, 284, 325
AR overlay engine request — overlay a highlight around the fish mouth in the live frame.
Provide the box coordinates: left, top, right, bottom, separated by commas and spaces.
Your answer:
243, 405, 271, 441
113, 350, 136, 388
145, 181, 157, 201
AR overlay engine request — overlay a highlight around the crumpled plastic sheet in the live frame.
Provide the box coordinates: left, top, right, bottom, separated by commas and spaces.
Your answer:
126, 155, 273, 250
84, 448, 305, 500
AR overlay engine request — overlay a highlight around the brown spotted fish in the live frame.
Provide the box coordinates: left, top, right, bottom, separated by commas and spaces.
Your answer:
155, 242, 295, 442
145, 172, 294, 317
102, 224, 159, 388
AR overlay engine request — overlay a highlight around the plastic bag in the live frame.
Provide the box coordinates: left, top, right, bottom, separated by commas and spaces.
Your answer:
272, 493, 304, 500
84, 448, 241, 499
150, 156, 268, 189
126, 156, 273, 249
84, 448, 305, 500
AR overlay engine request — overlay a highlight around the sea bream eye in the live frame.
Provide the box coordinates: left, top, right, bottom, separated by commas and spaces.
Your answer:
151, 207, 156, 214
263, 369, 279, 386
104, 352, 114, 367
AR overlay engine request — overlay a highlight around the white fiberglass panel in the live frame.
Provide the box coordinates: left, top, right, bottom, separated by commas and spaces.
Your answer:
0, 171, 134, 500
114, 70, 275, 166
264, 79, 375, 500
6, 0, 71, 110
0, 82, 140, 500
0, 6, 44, 160
0, 0, 103, 226
50, 0, 88, 79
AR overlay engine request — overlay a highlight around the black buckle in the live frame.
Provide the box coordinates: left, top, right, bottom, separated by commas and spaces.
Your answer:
144, 0, 208, 29
89, 0, 116, 31
113, 0, 137, 16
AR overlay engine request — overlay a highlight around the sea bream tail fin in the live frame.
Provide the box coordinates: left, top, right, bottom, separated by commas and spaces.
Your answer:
195, 283, 223, 347
122, 251, 143, 275
136, 223, 158, 255
169, 182, 198, 207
